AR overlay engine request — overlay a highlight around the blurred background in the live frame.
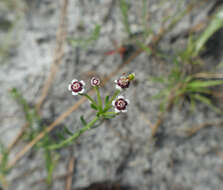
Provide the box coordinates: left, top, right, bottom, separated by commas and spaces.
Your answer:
0, 0, 223, 189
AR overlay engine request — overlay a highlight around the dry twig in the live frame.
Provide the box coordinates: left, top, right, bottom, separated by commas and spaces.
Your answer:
182, 121, 223, 136
66, 157, 75, 190
36, 0, 69, 113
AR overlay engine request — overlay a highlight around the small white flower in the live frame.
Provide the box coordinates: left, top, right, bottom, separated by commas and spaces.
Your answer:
112, 96, 129, 113
114, 76, 130, 90
68, 79, 85, 96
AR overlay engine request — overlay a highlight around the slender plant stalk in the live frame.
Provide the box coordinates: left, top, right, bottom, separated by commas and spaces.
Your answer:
103, 112, 117, 115
95, 86, 103, 111
48, 116, 99, 150
82, 93, 97, 106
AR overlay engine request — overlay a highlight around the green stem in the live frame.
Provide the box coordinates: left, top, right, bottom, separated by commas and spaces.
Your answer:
103, 112, 117, 115
103, 90, 120, 112
102, 112, 118, 118
82, 93, 97, 106
48, 116, 99, 150
95, 86, 103, 112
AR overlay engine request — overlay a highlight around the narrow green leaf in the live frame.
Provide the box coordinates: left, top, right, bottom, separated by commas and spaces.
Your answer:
120, 0, 131, 36
44, 149, 58, 185
80, 115, 87, 126
193, 94, 223, 114
63, 127, 73, 136
0, 143, 9, 174
194, 7, 223, 56
105, 96, 109, 105
187, 80, 223, 88
91, 103, 98, 110
56, 126, 73, 140
10, 88, 33, 124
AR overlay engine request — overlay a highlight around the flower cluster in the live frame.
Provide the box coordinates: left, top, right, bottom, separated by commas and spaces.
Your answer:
68, 73, 135, 113
48, 73, 135, 150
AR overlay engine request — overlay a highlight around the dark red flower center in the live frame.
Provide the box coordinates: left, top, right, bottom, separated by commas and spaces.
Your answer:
71, 81, 83, 92
115, 98, 128, 110
117, 77, 130, 89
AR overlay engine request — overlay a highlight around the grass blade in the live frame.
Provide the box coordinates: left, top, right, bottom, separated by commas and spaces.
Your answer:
194, 7, 223, 56
187, 80, 223, 88
193, 94, 223, 114
120, 0, 131, 36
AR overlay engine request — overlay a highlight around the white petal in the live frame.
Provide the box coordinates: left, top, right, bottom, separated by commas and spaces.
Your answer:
79, 88, 85, 94
68, 84, 71, 91
114, 108, 120, 113
112, 100, 115, 106
126, 99, 130, 104
80, 80, 85, 86
117, 95, 124, 99
122, 109, 127, 113
71, 79, 78, 83
72, 91, 78, 96
116, 85, 122, 91
114, 80, 117, 83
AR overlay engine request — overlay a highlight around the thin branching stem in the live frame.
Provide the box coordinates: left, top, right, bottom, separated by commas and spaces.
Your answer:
82, 93, 97, 106
48, 116, 99, 150
95, 86, 103, 112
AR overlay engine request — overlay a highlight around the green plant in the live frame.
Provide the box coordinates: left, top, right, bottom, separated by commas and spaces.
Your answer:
120, 0, 132, 36
9, 88, 60, 185
48, 74, 135, 150
151, 6, 223, 115
194, 6, 223, 57
151, 60, 223, 114
0, 143, 9, 189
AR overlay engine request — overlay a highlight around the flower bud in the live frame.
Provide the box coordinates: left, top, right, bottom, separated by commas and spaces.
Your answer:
91, 77, 100, 87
